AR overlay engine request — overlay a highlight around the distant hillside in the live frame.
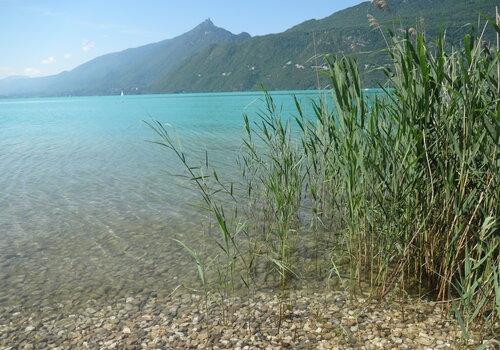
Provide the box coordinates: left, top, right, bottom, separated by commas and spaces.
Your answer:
160, 0, 497, 92
0, 19, 250, 97
0, 0, 497, 97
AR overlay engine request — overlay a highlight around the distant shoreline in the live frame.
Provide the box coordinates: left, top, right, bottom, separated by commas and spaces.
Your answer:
0, 88, 344, 100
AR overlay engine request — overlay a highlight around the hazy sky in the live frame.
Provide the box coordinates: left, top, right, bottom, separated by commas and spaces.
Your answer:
0, 0, 365, 79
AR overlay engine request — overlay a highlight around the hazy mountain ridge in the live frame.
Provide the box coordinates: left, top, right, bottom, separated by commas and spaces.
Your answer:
0, 0, 496, 97
0, 19, 250, 97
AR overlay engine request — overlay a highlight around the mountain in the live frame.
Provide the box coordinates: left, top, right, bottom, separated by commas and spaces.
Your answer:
0, 19, 250, 97
0, 0, 497, 97
159, 0, 498, 92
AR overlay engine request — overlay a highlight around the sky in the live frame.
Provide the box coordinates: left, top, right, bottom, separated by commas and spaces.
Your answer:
0, 0, 365, 79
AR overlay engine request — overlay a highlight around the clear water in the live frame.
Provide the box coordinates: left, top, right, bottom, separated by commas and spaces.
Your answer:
0, 91, 322, 310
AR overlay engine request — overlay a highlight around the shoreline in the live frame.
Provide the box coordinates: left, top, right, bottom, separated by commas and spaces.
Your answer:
1, 286, 497, 349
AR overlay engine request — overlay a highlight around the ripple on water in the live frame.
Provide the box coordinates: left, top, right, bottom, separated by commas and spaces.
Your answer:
0, 91, 324, 312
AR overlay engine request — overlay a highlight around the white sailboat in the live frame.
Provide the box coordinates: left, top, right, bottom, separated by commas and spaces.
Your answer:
120, 90, 124, 97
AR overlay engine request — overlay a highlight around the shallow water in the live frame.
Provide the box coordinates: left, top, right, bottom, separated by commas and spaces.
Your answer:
0, 91, 323, 310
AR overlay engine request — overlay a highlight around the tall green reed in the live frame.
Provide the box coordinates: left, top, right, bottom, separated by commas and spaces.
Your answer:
146, 120, 250, 307
304, 26, 499, 332
240, 93, 304, 288
148, 21, 499, 336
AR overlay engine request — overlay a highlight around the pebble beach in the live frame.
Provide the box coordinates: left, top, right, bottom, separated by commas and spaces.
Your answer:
1, 288, 497, 349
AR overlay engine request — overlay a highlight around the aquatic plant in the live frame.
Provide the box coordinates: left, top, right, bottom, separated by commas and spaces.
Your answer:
297, 21, 499, 335
150, 16, 499, 339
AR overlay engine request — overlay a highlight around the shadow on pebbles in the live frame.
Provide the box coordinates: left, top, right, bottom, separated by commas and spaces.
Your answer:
0, 289, 497, 350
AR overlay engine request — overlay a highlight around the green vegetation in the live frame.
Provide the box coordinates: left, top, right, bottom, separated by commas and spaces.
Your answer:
155, 0, 498, 92
150, 13, 499, 340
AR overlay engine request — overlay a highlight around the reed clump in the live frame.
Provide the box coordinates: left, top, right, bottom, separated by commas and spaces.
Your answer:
150, 24, 499, 337
310, 29, 499, 335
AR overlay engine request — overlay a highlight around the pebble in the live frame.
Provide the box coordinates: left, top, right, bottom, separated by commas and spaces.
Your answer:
24, 325, 35, 332
416, 336, 434, 346
0, 289, 496, 349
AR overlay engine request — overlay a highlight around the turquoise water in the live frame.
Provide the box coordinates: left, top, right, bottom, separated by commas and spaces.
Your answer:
0, 91, 321, 309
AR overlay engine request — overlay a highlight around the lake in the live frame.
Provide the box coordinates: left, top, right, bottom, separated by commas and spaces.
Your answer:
0, 91, 322, 310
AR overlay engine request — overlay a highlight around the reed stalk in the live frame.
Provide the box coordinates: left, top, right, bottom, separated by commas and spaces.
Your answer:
149, 19, 499, 337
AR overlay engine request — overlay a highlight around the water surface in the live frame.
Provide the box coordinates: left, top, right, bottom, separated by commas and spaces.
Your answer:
0, 91, 321, 310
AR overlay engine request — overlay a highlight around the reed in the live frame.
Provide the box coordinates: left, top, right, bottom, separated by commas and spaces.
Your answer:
301, 26, 499, 334
149, 22, 499, 337
240, 93, 304, 288
371, 0, 389, 12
